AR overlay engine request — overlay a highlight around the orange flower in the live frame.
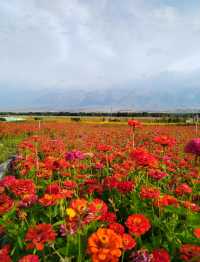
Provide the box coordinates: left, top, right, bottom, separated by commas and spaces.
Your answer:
70, 198, 88, 214
88, 228, 123, 262
193, 228, 200, 238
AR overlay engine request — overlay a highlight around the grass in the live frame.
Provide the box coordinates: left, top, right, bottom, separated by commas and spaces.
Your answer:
0, 135, 25, 164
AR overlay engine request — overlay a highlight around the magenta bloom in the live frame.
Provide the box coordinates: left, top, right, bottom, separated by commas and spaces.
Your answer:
185, 138, 200, 156
65, 151, 84, 161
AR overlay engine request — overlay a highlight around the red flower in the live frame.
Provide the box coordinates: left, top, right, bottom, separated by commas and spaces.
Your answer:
125, 214, 151, 237
0, 245, 11, 262
97, 144, 112, 152
19, 194, 38, 207
154, 135, 175, 147
148, 170, 168, 180
45, 183, 60, 194
87, 199, 108, 221
109, 223, 125, 236
152, 248, 170, 262
25, 224, 56, 251
128, 120, 142, 128
19, 254, 39, 262
116, 181, 135, 194
122, 233, 136, 251
154, 195, 178, 208
0, 194, 14, 215
38, 194, 62, 207
140, 186, 160, 200
180, 244, 200, 261
100, 212, 117, 224
175, 183, 192, 196
10, 179, 36, 196
193, 228, 200, 238
183, 201, 200, 212
131, 148, 158, 168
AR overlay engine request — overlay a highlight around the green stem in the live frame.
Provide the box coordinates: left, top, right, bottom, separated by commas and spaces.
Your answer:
78, 232, 81, 262
121, 251, 125, 262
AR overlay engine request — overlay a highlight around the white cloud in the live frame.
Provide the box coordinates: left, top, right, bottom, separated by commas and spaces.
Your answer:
0, 0, 200, 90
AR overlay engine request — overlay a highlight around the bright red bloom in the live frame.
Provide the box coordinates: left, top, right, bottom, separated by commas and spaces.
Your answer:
63, 180, 77, 189
0, 176, 16, 187
183, 201, 200, 212
140, 186, 160, 200
87, 199, 108, 221
125, 214, 151, 237
131, 148, 158, 168
19, 254, 39, 262
154, 195, 179, 208
154, 135, 175, 147
10, 179, 36, 196
116, 181, 135, 194
100, 212, 117, 224
180, 244, 200, 261
193, 228, 200, 238
45, 183, 60, 194
0, 245, 11, 262
128, 120, 141, 128
97, 144, 112, 152
25, 223, 56, 251
148, 169, 168, 180
0, 194, 14, 215
109, 223, 125, 236
175, 183, 192, 196
152, 248, 170, 262
122, 233, 136, 251
38, 194, 62, 207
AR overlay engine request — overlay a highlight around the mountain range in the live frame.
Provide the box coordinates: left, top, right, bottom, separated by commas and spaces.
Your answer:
1, 71, 200, 112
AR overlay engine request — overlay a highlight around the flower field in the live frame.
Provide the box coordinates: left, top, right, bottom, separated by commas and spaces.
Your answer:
0, 121, 200, 262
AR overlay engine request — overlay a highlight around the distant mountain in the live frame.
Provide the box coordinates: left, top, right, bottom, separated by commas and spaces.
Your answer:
1, 71, 200, 112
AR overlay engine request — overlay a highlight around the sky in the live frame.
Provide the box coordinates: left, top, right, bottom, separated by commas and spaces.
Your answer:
0, 0, 200, 92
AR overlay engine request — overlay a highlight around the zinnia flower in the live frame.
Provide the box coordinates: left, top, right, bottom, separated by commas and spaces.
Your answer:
87, 228, 123, 262
193, 228, 200, 238
152, 248, 170, 262
175, 183, 192, 196
179, 244, 200, 261
109, 223, 125, 236
122, 233, 136, 251
130, 249, 152, 262
125, 214, 151, 237
154, 195, 178, 208
140, 186, 160, 200
185, 138, 200, 156
0, 245, 11, 262
128, 120, 142, 128
18, 254, 39, 262
10, 179, 36, 196
25, 224, 56, 251
154, 136, 175, 147
0, 194, 14, 215
131, 148, 158, 168
148, 170, 168, 180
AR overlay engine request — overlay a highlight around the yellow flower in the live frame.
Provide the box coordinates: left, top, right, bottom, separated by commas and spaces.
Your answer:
66, 208, 76, 219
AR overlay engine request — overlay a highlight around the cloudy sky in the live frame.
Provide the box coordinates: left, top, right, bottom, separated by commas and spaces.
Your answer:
0, 0, 200, 91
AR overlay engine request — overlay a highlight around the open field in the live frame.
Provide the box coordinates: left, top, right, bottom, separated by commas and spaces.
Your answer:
0, 120, 200, 261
